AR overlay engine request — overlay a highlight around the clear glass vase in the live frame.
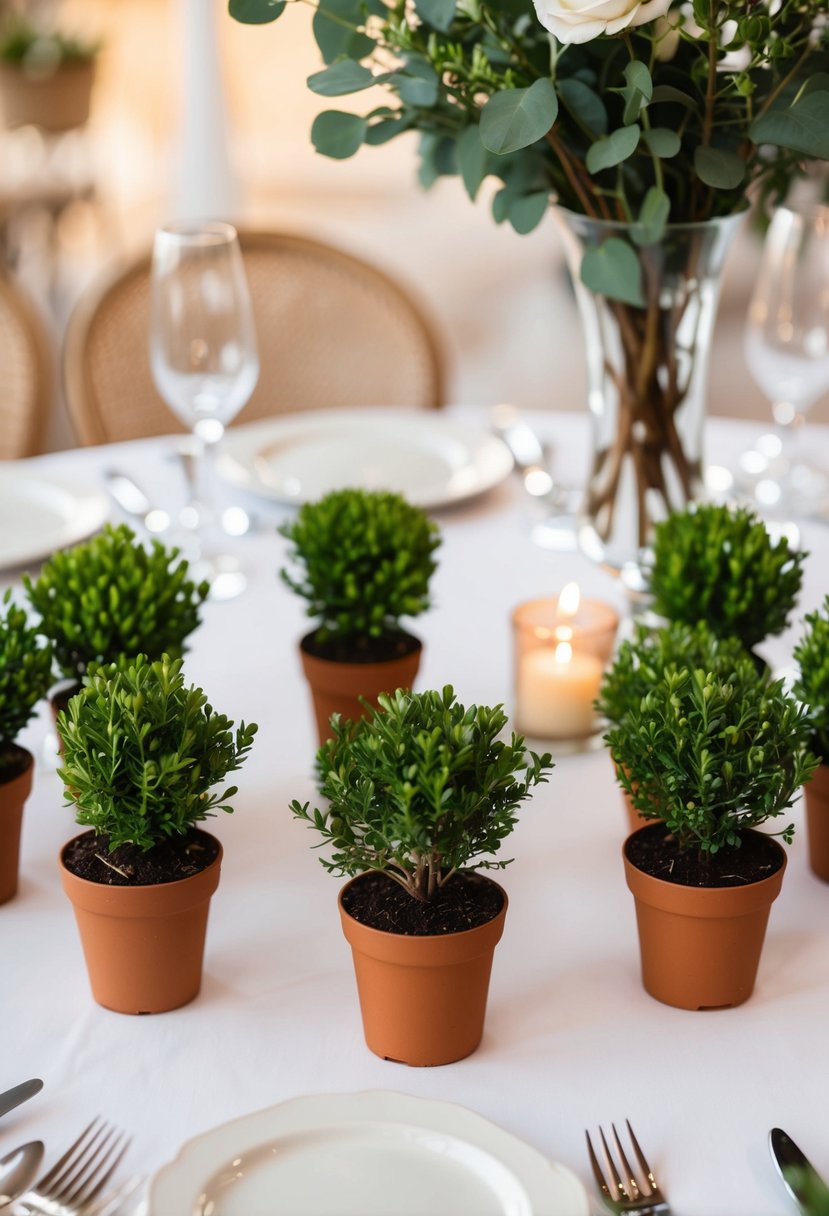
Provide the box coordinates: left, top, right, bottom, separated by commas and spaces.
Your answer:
556, 210, 743, 593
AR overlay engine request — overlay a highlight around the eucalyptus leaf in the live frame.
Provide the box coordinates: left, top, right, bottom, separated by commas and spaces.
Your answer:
642, 127, 680, 158
312, 0, 373, 64
751, 91, 829, 159
457, 126, 489, 200
414, 0, 455, 31
311, 110, 368, 158
389, 59, 439, 107
480, 78, 558, 155
694, 146, 746, 189
508, 191, 549, 234
622, 60, 652, 125
558, 78, 607, 136
650, 84, 696, 109
586, 124, 640, 174
580, 237, 644, 307
307, 60, 375, 96
365, 113, 412, 145
228, 0, 286, 23
632, 185, 670, 246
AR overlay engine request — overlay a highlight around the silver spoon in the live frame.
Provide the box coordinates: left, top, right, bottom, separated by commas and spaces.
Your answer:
0, 1140, 44, 1206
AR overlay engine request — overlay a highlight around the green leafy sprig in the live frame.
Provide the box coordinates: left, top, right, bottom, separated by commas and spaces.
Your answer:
24, 524, 209, 682
794, 595, 829, 765
606, 661, 817, 854
291, 684, 552, 901
58, 654, 258, 853
0, 590, 52, 776
598, 619, 752, 729
649, 503, 805, 652
279, 488, 441, 644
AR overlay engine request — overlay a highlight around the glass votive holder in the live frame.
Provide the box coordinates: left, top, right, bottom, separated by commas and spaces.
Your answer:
512, 588, 620, 745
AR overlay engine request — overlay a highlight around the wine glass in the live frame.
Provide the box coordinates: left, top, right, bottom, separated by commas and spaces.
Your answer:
740, 204, 829, 515
150, 221, 259, 597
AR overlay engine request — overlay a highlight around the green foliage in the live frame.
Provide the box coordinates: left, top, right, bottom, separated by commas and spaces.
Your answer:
24, 524, 209, 682
785, 1168, 829, 1216
0, 17, 99, 64
230, 0, 829, 256
58, 655, 258, 853
606, 662, 817, 854
0, 590, 52, 774
279, 489, 441, 643
794, 596, 829, 764
291, 685, 552, 900
598, 620, 750, 729
649, 504, 805, 652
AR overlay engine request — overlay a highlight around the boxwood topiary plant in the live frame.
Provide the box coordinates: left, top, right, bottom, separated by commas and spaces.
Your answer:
24, 524, 209, 687
279, 488, 441, 660
291, 685, 552, 905
794, 595, 829, 766
648, 503, 805, 654
597, 620, 754, 731
607, 661, 817, 857
58, 654, 258, 856
0, 589, 52, 779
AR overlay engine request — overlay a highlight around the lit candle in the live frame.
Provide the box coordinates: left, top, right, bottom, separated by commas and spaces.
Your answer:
518, 640, 603, 739
512, 584, 619, 741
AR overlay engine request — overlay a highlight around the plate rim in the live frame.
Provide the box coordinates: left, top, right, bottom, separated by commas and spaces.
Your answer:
0, 468, 109, 571
216, 409, 514, 509
147, 1089, 588, 1216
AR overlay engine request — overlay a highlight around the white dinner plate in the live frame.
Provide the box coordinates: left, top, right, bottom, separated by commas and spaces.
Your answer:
216, 409, 514, 509
148, 1091, 589, 1216
0, 467, 109, 571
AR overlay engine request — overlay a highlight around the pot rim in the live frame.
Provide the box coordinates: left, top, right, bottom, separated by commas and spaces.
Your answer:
59, 827, 223, 894
338, 871, 508, 944
623, 823, 787, 893
299, 628, 422, 663
0, 744, 34, 786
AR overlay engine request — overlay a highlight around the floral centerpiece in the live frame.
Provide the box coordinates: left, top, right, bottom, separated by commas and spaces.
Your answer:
231, 0, 829, 576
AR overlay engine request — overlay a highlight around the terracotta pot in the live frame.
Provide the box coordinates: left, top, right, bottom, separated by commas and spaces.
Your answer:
60, 830, 222, 1014
0, 748, 33, 905
804, 763, 829, 882
623, 826, 786, 1011
339, 874, 507, 1066
0, 60, 96, 132
300, 632, 422, 744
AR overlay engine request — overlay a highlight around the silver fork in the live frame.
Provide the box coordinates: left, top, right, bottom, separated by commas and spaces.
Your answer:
585, 1120, 672, 1215
12, 1119, 131, 1215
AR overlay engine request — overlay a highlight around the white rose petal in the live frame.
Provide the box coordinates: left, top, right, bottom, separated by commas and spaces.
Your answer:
534, 0, 673, 44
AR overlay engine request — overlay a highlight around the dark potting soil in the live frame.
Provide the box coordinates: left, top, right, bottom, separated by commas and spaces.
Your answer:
626, 823, 785, 888
62, 829, 219, 887
1, 743, 31, 782
341, 870, 504, 935
51, 683, 82, 716
302, 629, 420, 665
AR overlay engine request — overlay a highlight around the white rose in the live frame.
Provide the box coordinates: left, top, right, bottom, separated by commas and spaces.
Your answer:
534, 0, 673, 45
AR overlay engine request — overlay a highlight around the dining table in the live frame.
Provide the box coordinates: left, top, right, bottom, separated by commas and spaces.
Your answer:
2, 404, 829, 1216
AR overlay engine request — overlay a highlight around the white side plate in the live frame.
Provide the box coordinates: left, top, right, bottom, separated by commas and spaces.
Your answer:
0, 468, 109, 571
148, 1091, 589, 1216
216, 410, 514, 509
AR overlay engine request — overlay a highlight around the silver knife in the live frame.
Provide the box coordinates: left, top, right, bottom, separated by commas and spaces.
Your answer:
0, 1078, 42, 1119
770, 1127, 829, 1211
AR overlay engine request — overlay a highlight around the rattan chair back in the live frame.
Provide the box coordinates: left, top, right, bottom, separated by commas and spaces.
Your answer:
0, 270, 51, 458
64, 230, 445, 445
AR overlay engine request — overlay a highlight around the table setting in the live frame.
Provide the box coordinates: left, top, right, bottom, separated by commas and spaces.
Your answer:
0, 394, 828, 1215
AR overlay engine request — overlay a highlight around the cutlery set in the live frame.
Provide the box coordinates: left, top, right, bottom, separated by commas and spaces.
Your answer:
0, 1084, 134, 1215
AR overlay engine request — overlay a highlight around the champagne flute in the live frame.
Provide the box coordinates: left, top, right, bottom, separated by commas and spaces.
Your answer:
150, 221, 259, 597
741, 204, 829, 515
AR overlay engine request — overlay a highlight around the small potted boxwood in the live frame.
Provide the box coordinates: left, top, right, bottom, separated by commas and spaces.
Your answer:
0, 591, 52, 904
0, 16, 99, 132
597, 621, 754, 832
608, 660, 817, 1010
279, 488, 441, 743
24, 523, 209, 717
648, 503, 805, 661
291, 685, 552, 1065
58, 654, 257, 1014
794, 596, 829, 882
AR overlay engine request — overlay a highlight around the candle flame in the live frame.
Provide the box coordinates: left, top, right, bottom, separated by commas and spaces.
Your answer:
554, 624, 573, 643
554, 640, 573, 664
557, 581, 580, 619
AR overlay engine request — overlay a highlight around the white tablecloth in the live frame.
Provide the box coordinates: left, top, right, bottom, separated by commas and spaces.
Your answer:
3, 409, 829, 1215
